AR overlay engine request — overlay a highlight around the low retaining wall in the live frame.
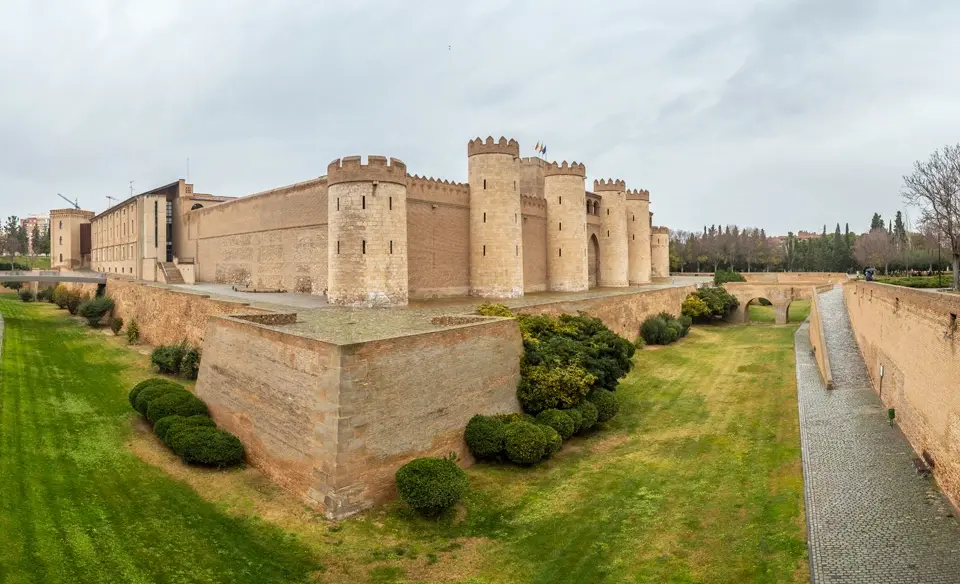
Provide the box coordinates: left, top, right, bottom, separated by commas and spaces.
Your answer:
196, 314, 522, 519
844, 281, 960, 507
808, 288, 833, 389
742, 272, 849, 285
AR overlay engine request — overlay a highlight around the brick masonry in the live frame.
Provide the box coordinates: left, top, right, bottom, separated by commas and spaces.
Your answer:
844, 281, 960, 510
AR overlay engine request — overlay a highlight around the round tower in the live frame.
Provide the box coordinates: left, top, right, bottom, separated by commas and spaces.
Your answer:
544, 161, 588, 292
468, 137, 523, 298
626, 189, 651, 285
327, 155, 409, 307
595, 179, 629, 287
651, 226, 670, 278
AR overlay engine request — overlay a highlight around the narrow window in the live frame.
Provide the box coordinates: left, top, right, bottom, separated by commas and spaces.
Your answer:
483, 245, 486, 256
516, 245, 519, 256
337, 197, 339, 211
483, 212, 486, 223
515, 213, 517, 223
607, 209, 610, 215
632, 234, 635, 240
362, 240, 366, 254
607, 230, 610, 237
483, 179, 486, 190
337, 241, 340, 254
514, 181, 517, 191
362, 195, 366, 209
559, 222, 562, 231
559, 196, 562, 204
952, 313, 958, 331
390, 240, 393, 254
389, 196, 392, 210
633, 214, 635, 221
559, 248, 562, 257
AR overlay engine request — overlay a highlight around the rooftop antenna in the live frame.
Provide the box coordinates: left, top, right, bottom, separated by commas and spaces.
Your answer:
56, 192, 80, 210
129, 181, 134, 197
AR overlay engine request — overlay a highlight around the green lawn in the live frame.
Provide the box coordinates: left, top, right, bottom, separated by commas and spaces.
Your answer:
748, 300, 810, 324
0, 299, 807, 584
0, 256, 50, 269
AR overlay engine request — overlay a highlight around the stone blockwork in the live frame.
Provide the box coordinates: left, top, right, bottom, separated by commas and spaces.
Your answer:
544, 162, 588, 292
844, 281, 960, 509
808, 288, 833, 388
596, 179, 628, 287
196, 314, 522, 518
741, 271, 850, 285
626, 190, 651, 285
723, 282, 832, 324
406, 176, 471, 299
651, 226, 670, 278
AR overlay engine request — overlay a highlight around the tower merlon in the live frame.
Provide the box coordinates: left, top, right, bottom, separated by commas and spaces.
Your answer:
543, 160, 586, 178
327, 156, 407, 186
626, 189, 650, 201
468, 136, 520, 157
652, 226, 670, 235
593, 178, 626, 192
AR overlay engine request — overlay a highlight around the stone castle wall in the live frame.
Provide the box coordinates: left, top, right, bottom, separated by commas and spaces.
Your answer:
521, 195, 548, 293
626, 191, 651, 285
742, 272, 849, 285
651, 227, 670, 278
844, 281, 960, 508
596, 180, 629, 287
808, 289, 833, 388
544, 163, 589, 292
406, 176, 471, 299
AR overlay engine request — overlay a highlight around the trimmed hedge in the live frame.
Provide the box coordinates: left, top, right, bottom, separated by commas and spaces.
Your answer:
145, 391, 209, 425
133, 380, 186, 415
464, 415, 506, 460
18, 289, 34, 302
564, 407, 584, 434
587, 389, 619, 424
539, 425, 562, 458
576, 400, 599, 432
395, 457, 468, 516
536, 409, 575, 440
155, 414, 216, 444
168, 427, 245, 467
517, 364, 594, 415
77, 296, 114, 327
504, 421, 548, 465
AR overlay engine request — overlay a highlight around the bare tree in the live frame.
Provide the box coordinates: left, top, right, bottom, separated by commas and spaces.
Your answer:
854, 228, 895, 275
901, 144, 960, 289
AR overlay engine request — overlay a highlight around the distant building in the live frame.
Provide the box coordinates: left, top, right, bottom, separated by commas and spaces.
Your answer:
20, 213, 50, 255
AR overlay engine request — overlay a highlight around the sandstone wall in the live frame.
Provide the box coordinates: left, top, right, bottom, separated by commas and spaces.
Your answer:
103, 278, 271, 346
742, 272, 849, 285
844, 281, 960, 507
521, 196, 547, 293
808, 289, 833, 388
406, 177, 471, 298
192, 179, 328, 293
516, 285, 697, 339
544, 169, 589, 292
196, 317, 341, 508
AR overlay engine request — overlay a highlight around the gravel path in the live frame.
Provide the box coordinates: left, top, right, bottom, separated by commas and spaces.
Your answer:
795, 288, 960, 583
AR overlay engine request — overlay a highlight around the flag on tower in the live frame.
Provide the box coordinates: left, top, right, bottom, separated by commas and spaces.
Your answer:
534, 141, 541, 152
540, 144, 547, 156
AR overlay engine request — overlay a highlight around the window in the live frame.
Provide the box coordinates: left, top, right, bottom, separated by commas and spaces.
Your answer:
559, 248, 562, 257
607, 209, 610, 215
516, 245, 518, 256
559, 196, 562, 204
59, 236, 62, 245
362, 196, 366, 209
389, 240, 393, 254
483, 212, 486, 223
515, 213, 517, 223
632, 234, 635, 240
154, 201, 158, 248
336, 198, 340, 211
389, 196, 392, 210
59, 221, 62, 229
362, 240, 366, 254
337, 241, 340, 254
483, 179, 486, 189
483, 245, 486, 256
59, 254, 62, 262
607, 230, 610, 237
632, 214, 635, 221
559, 222, 562, 231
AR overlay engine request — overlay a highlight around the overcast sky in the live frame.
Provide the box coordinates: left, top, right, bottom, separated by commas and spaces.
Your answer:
2, 0, 958, 235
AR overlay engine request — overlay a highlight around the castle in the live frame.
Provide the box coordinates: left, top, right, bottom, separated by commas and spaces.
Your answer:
51, 137, 670, 302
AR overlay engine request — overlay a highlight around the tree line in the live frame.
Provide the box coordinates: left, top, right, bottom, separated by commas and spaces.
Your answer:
0, 216, 50, 257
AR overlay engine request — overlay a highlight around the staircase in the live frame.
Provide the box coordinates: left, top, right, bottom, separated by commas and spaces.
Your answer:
161, 262, 185, 284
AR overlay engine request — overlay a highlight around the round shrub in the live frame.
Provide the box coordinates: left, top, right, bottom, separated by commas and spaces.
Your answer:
129, 378, 170, 409
563, 408, 584, 434
18, 289, 34, 302
464, 415, 506, 460
146, 391, 209, 425
168, 427, 245, 467
494, 412, 537, 425
539, 425, 562, 458
576, 400, 599, 432
133, 380, 186, 415
517, 363, 593, 414
159, 414, 217, 444
587, 389, 619, 424
666, 320, 683, 342
640, 317, 668, 345
535, 409, 575, 440
395, 457, 468, 516
110, 317, 124, 336
504, 421, 549, 465
679, 315, 693, 337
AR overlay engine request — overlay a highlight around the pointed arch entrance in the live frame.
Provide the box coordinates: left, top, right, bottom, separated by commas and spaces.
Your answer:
588, 234, 600, 288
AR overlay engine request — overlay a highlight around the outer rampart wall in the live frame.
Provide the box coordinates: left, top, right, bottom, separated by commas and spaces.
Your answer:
808, 289, 833, 388
521, 195, 548, 293
405, 176, 472, 298
742, 272, 849, 285
844, 281, 960, 508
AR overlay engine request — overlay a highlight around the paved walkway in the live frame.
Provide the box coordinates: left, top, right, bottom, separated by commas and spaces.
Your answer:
795, 288, 960, 583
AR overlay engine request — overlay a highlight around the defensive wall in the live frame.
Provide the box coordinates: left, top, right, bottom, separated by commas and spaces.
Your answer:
844, 281, 960, 508
741, 272, 850, 285
808, 288, 833, 389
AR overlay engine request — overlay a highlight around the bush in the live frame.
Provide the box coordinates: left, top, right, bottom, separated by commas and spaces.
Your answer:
494, 412, 537, 425
464, 415, 506, 460
504, 421, 549, 465
168, 427, 245, 467
129, 378, 167, 409
65, 291, 84, 315
576, 400, 599, 432
587, 389, 619, 424
517, 364, 594, 414
109, 317, 124, 335
146, 391, 209, 425
53, 285, 69, 309
535, 409, 575, 440
126, 319, 140, 344
640, 316, 670, 345
36, 287, 54, 302
563, 407, 584, 434
714, 269, 746, 285
156, 414, 216, 444
681, 295, 711, 320
678, 315, 693, 337
694, 286, 740, 320
18, 289, 34, 302
151, 342, 187, 375
3, 281, 22, 290
77, 296, 114, 327
395, 456, 468, 516
476, 302, 514, 317
181, 347, 201, 380
665, 319, 683, 342
133, 380, 186, 415
539, 425, 562, 458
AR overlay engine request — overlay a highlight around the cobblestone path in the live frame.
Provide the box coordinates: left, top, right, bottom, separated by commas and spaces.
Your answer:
795, 288, 960, 583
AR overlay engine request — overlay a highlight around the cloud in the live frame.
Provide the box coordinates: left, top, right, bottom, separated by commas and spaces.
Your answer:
1, 0, 959, 235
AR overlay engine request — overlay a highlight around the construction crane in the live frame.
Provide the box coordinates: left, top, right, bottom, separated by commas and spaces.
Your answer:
56, 193, 80, 210
106, 195, 119, 208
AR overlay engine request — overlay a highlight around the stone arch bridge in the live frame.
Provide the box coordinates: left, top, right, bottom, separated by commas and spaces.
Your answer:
723, 282, 834, 324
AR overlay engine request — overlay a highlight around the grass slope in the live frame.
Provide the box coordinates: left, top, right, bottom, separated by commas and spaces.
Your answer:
0, 299, 807, 584
0, 298, 321, 584
748, 300, 810, 324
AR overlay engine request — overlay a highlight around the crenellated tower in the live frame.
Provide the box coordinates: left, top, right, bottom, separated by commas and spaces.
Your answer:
327, 156, 409, 306
626, 189, 651, 285
651, 226, 670, 278
468, 137, 523, 298
595, 179, 629, 287
544, 161, 588, 292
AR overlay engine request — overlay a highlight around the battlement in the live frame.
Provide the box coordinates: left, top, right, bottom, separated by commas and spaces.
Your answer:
626, 189, 649, 201
521, 194, 547, 209
593, 179, 626, 192
543, 161, 586, 178
468, 136, 520, 157
406, 174, 470, 202
327, 155, 407, 186
652, 226, 670, 235
50, 208, 95, 219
